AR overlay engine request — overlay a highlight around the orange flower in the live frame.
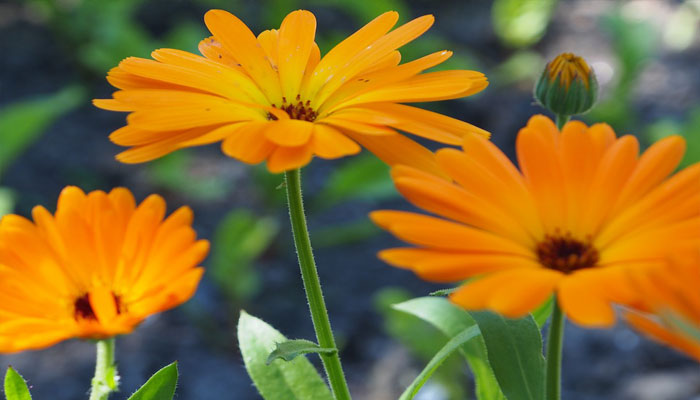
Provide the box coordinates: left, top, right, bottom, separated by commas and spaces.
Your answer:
93, 10, 489, 173
626, 248, 700, 361
0, 187, 208, 352
371, 115, 700, 327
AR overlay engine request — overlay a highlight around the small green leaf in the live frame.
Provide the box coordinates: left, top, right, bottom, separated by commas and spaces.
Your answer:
532, 296, 554, 328
428, 288, 458, 297
399, 326, 480, 400
266, 339, 336, 364
127, 362, 178, 400
238, 311, 334, 400
4, 367, 31, 400
394, 297, 506, 400
471, 311, 546, 400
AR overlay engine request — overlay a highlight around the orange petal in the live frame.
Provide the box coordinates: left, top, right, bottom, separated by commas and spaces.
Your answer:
220, 121, 274, 164
266, 144, 314, 173
277, 10, 317, 99
264, 119, 314, 146
342, 130, 445, 177
204, 9, 282, 102
311, 124, 361, 159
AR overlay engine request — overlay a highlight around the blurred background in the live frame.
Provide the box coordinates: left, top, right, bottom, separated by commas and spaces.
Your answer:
1, 0, 699, 399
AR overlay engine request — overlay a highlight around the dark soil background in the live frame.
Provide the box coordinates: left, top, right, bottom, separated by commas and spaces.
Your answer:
1, 0, 699, 399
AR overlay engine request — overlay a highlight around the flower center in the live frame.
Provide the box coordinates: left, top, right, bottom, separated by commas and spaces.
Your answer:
73, 292, 123, 321
536, 232, 599, 274
269, 95, 317, 122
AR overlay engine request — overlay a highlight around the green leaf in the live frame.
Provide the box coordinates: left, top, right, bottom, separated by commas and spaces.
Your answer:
238, 311, 334, 400
0, 86, 85, 176
375, 288, 469, 399
532, 296, 554, 328
428, 288, 458, 297
4, 367, 31, 400
393, 297, 506, 400
266, 339, 336, 364
399, 326, 480, 400
471, 312, 546, 400
127, 362, 178, 400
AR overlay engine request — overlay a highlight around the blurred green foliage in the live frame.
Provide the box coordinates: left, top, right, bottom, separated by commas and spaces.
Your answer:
589, 7, 658, 130
646, 107, 700, 167
209, 209, 279, 302
0, 87, 85, 177
492, 0, 558, 47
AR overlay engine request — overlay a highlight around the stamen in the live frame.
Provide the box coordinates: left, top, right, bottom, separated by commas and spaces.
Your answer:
536, 232, 599, 274
268, 96, 318, 122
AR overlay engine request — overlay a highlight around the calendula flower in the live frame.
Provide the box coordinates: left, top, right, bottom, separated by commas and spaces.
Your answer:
0, 187, 208, 352
626, 248, 700, 361
372, 115, 700, 327
93, 10, 489, 173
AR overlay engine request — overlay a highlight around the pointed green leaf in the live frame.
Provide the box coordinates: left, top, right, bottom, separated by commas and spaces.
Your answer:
238, 311, 333, 400
399, 326, 480, 400
532, 296, 554, 328
127, 362, 178, 400
471, 311, 546, 400
394, 297, 506, 400
428, 288, 458, 297
266, 339, 336, 364
4, 367, 31, 400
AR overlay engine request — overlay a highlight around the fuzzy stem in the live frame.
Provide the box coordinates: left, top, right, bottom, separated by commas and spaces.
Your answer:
284, 168, 352, 400
89, 338, 118, 400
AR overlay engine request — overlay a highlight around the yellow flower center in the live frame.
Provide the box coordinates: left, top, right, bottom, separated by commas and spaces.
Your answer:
547, 52, 592, 89
269, 95, 318, 122
536, 232, 599, 273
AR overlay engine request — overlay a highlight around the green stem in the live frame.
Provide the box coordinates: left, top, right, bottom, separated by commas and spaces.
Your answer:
89, 338, 118, 400
555, 114, 570, 130
284, 168, 352, 400
545, 299, 565, 400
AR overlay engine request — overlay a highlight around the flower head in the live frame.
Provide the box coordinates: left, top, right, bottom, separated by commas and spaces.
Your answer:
535, 52, 598, 116
371, 115, 700, 327
626, 248, 700, 361
0, 187, 208, 352
93, 10, 489, 174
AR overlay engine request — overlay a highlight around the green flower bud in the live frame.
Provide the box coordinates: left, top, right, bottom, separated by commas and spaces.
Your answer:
534, 53, 598, 117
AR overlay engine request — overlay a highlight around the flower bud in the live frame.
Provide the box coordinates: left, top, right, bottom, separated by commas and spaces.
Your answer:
534, 52, 598, 117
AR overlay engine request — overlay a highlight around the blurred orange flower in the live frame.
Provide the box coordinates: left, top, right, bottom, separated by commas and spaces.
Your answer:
94, 9, 489, 173
372, 115, 700, 327
626, 249, 700, 361
0, 187, 208, 352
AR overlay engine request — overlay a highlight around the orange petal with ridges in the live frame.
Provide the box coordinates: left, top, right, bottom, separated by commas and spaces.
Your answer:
277, 10, 317, 99
266, 144, 314, 173
204, 9, 282, 102
264, 119, 314, 146
311, 124, 361, 159
221, 122, 274, 164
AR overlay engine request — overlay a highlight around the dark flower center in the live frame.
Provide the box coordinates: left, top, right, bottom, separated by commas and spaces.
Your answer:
73, 292, 124, 321
536, 232, 599, 273
268, 95, 317, 122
